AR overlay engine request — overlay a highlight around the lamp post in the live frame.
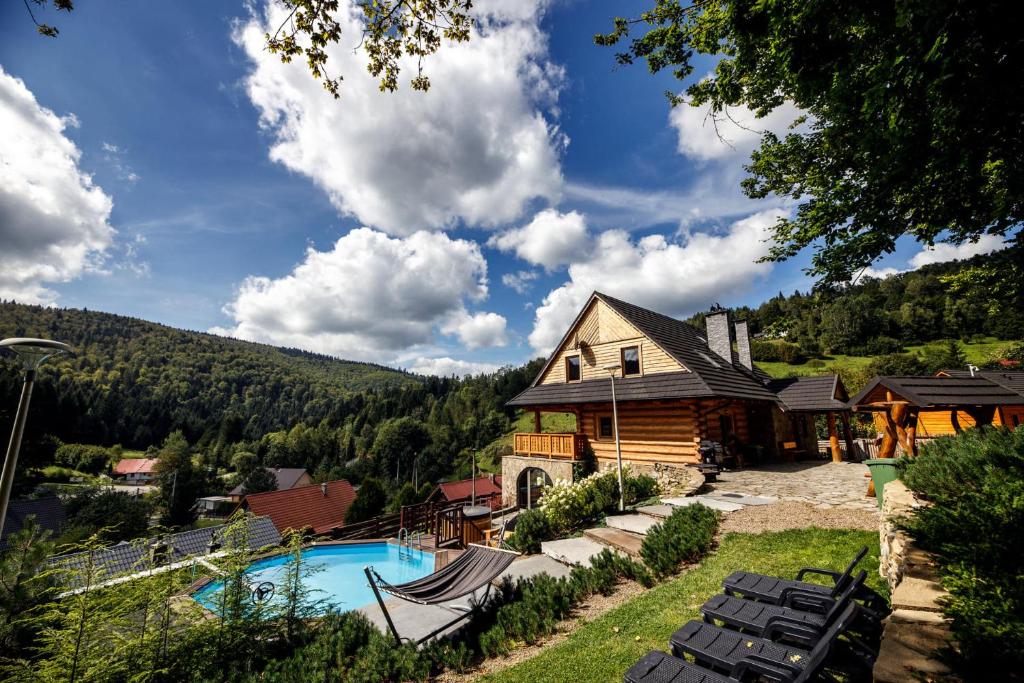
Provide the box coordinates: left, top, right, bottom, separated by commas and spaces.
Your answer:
0, 338, 73, 537
603, 362, 625, 511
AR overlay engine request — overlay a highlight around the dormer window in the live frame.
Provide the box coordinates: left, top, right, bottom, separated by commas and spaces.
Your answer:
621, 346, 641, 376
565, 355, 581, 382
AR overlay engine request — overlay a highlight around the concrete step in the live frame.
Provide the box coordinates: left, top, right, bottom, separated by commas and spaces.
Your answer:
541, 537, 610, 567
661, 495, 744, 512
605, 513, 658, 535
583, 527, 644, 556
635, 504, 675, 520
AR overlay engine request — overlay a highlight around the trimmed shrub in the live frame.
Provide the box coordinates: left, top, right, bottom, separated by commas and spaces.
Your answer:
640, 504, 719, 579
509, 508, 550, 554
900, 427, 1024, 678
623, 473, 658, 505
540, 467, 660, 535
750, 340, 806, 364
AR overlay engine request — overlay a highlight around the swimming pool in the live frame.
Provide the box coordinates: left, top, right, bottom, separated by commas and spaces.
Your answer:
193, 542, 434, 613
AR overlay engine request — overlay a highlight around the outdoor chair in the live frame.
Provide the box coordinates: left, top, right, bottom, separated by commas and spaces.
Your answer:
700, 571, 877, 647
721, 546, 888, 617
624, 604, 864, 683
669, 603, 875, 678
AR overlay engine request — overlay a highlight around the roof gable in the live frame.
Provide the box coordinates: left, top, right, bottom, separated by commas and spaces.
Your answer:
436, 476, 502, 501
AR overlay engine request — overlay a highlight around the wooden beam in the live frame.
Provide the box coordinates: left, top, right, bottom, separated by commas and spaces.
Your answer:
840, 412, 856, 460
879, 406, 899, 458
906, 408, 918, 457
533, 410, 542, 433
827, 412, 842, 462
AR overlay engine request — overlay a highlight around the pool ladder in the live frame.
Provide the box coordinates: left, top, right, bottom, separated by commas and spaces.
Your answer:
397, 528, 422, 560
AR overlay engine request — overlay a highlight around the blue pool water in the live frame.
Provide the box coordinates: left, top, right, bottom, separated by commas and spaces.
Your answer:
193, 542, 434, 613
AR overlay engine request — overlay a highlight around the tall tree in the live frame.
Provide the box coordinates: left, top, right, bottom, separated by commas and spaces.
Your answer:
154, 431, 204, 527
598, 1, 1024, 281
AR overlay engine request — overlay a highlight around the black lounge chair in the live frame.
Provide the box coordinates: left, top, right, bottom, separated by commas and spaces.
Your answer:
721, 546, 888, 615
670, 603, 874, 677
364, 543, 519, 645
701, 571, 874, 646
625, 604, 863, 683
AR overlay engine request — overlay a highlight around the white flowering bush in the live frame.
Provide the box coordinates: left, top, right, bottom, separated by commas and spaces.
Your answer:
540, 466, 625, 534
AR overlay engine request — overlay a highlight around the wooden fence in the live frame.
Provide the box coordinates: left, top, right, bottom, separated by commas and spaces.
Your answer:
329, 511, 402, 541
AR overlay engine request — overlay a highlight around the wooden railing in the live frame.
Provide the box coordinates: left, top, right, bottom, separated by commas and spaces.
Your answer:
435, 506, 464, 548
513, 432, 586, 460
330, 511, 402, 540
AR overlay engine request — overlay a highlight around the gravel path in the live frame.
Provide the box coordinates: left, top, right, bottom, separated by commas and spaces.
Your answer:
719, 500, 878, 534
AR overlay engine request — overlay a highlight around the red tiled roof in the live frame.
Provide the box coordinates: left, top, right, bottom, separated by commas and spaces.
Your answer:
241, 480, 356, 534
112, 458, 159, 475
437, 476, 502, 502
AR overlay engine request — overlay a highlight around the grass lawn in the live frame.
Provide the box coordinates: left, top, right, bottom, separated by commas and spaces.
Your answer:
482, 528, 883, 683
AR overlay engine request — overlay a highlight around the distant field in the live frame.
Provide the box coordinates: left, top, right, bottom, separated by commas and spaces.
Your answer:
757, 337, 1017, 379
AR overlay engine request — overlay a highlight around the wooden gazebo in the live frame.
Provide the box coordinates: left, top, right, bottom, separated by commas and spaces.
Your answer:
849, 375, 1024, 458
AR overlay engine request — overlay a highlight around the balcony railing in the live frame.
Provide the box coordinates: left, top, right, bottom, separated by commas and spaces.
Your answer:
513, 432, 586, 460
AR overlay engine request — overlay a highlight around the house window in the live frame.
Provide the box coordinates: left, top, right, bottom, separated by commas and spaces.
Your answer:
565, 355, 581, 382
621, 346, 641, 376
598, 415, 614, 439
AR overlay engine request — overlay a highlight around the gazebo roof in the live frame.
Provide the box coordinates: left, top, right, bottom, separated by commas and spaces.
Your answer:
849, 375, 1024, 410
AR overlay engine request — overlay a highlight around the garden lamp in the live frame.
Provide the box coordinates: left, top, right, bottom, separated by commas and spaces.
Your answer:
603, 362, 625, 511
0, 338, 73, 537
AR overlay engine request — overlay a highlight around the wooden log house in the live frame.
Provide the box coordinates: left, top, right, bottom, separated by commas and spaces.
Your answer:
501, 292, 851, 507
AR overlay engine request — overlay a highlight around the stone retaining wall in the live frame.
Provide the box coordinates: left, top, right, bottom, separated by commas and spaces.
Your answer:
873, 480, 961, 682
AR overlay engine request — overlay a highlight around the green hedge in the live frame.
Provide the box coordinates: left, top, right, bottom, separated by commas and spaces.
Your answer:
900, 427, 1024, 678
640, 504, 719, 579
750, 340, 806, 364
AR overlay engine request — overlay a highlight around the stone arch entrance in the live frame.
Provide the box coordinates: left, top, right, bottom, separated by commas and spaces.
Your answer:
517, 467, 552, 509
501, 455, 574, 509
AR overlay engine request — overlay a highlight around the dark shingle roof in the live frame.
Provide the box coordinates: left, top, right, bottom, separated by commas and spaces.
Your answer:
48, 515, 280, 586
767, 375, 849, 412
1, 496, 66, 550
229, 467, 309, 496
510, 292, 779, 407
938, 370, 1024, 396
849, 375, 1024, 409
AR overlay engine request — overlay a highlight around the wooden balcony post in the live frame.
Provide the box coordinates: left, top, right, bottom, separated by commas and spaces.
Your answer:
534, 410, 542, 433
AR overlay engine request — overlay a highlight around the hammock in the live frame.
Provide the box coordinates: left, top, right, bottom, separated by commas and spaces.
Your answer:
370, 544, 517, 605
364, 543, 519, 645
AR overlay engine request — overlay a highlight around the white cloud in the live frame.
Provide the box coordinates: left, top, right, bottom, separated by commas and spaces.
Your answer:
670, 100, 805, 162
213, 228, 505, 361
908, 234, 1006, 269
234, 0, 565, 235
528, 209, 784, 354
0, 66, 115, 304
442, 310, 508, 349
407, 356, 504, 377
502, 269, 539, 294
858, 266, 902, 280
101, 142, 140, 183
488, 208, 588, 270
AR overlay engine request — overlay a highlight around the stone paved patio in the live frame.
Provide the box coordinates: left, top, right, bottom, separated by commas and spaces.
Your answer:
708, 461, 879, 513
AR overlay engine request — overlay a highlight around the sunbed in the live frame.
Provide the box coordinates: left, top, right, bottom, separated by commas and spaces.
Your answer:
670, 603, 874, 675
624, 604, 862, 683
701, 571, 874, 646
721, 546, 888, 615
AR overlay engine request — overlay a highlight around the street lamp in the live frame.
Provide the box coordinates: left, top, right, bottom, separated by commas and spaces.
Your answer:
603, 362, 625, 512
0, 338, 73, 537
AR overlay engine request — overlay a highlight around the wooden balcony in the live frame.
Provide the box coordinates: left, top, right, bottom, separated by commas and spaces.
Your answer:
513, 432, 587, 460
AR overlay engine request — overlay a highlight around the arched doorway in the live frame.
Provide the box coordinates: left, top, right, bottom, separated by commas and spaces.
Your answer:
517, 467, 552, 509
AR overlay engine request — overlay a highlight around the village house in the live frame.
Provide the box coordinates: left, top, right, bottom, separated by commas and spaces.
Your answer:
237, 480, 357, 535
228, 467, 313, 502
502, 292, 852, 507
112, 457, 159, 484
425, 475, 503, 510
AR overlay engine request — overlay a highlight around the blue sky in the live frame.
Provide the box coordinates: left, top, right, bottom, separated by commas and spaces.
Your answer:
0, 1, 1001, 376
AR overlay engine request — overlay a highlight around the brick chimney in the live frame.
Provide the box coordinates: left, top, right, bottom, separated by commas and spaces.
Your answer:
705, 305, 733, 364
734, 319, 753, 371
